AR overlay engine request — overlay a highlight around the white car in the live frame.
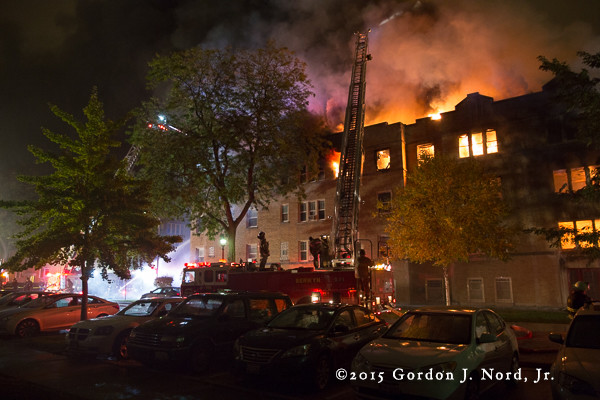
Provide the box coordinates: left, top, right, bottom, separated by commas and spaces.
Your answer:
140, 287, 181, 299
549, 302, 600, 399
0, 293, 119, 337
351, 307, 519, 400
66, 297, 182, 360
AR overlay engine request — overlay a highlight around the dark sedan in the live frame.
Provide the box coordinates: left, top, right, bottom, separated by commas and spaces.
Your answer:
233, 303, 387, 391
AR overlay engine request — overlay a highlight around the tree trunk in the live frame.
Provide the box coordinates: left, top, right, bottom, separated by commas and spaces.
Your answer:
443, 265, 451, 306
80, 261, 89, 321
227, 226, 237, 263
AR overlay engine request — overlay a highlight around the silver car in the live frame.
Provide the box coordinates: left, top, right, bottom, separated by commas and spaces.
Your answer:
140, 287, 181, 299
549, 302, 600, 399
351, 307, 519, 400
66, 297, 182, 359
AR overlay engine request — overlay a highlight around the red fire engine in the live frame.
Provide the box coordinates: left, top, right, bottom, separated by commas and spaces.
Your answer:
180, 262, 395, 306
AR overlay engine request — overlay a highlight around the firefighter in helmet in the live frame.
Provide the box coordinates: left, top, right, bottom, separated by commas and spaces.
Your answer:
567, 281, 591, 318
258, 231, 270, 270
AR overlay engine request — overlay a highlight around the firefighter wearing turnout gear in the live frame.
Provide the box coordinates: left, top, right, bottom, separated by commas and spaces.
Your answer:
567, 281, 591, 319
258, 231, 270, 270
357, 249, 373, 301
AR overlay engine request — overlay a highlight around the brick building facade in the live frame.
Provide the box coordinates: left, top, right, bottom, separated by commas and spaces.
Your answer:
190, 82, 600, 308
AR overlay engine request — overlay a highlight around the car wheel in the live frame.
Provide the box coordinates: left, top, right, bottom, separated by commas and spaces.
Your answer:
506, 353, 519, 387
312, 354, 331, 391
190, 343, 213, 373
16, 319, 40, 338
113, 330, 132, 360
464, 373, 479, 400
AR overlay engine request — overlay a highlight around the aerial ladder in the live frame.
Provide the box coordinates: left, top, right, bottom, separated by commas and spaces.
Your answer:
330, 31, 371, 268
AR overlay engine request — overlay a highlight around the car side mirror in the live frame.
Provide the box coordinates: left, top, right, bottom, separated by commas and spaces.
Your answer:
477, 333, 497, 344
548, 332, 564, 344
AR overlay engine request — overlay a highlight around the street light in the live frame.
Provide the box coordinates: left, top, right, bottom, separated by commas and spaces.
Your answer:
219, 236, 227, 260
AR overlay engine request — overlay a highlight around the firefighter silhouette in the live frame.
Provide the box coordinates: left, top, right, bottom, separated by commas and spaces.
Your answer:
258, 231, 270, 270
309, 237, 321, 268
357, 249, 373, 300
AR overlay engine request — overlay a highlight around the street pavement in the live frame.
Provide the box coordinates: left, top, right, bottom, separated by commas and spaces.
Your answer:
0, 322, 567, 400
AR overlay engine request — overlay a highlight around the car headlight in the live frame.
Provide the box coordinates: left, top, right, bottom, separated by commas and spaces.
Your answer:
352, 352, 371, 372
93, 326, 114, 336
420, 361, 457, 375
281, 344, 311, 358
558, 372, 597, 396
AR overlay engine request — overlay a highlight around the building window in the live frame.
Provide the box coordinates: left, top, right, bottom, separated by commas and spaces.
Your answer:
553, 166, 599, 192
299, 202, 307, 222
377, 192, 392, 216
378, 235, 390, 258
558, 219, 599, 249
376, 149, 391, 171
495, 277, 513, 303
426, 279, 444, 304
318, 200, 325, 220
195, 247, 205, 262
417, 143, 434, 163
458, 129, 498, 158
281, 204, 289, 223
299, 240, 308, 262
246, 244, 257, 262
468, 278, 485, 302
300, 200, 325, 222
280, 242, 289, 261
208, 247, 215, 257
247, 208, 258, 228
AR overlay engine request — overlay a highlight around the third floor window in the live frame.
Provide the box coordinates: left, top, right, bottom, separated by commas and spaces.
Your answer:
459, 129, 498, 158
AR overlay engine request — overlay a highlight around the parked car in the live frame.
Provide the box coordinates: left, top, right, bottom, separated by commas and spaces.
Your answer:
549, 301, 600, 400
0, 291, 53, 311
66, 297, 182, 360
0, 293, 119, 337
127, 291, 292, 372
140, 286, 181, 299
233, 303, 387, 390
351, 307, 519, 400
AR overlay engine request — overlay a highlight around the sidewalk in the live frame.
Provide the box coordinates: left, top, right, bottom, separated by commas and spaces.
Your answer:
509, 322, 568, 369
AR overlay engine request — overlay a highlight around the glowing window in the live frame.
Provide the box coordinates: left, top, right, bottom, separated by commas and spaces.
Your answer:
553, 170, 568, 193
571, 168, 587, 191
577, 220, 594, 248
472, 132, 484, 156
486, 129, 498, 154
459, 135, 470, 158
376, 149, 391, 171
559, 221, 576, 249
417, 143, 434, 163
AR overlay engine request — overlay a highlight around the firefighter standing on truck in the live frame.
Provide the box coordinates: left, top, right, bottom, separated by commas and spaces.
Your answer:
258, 231, 270, 270
357, 249, 373, 301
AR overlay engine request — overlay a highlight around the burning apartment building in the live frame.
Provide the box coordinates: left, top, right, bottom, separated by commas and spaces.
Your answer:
190, 80, 600, 308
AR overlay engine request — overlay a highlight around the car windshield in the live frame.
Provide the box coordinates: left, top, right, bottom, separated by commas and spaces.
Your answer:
566, 315, 600, 349
268, 306, 335, 330
384, 312, 472, 344
168, 297, 223, 318
119, 300, 164, 317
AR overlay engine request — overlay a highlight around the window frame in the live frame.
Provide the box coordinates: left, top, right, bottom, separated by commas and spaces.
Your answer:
281, 204, 289, 223
494, 277, 513, 303
467, 277, 485, 303
458, 129, 499, 158
376, 148, 391, 171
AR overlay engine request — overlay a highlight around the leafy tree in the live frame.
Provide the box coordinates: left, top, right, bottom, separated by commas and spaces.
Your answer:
531, 51, 600, 256
0, 88, 180, 320
132, 42, 328, 260
538, 51, 600, 147
385, 156, 515, 305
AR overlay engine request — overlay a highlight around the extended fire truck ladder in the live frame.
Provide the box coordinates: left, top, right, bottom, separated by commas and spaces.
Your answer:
330, 31, 371, 264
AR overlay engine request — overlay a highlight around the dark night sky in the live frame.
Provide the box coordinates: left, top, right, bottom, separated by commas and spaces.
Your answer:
1, 0, 599, 190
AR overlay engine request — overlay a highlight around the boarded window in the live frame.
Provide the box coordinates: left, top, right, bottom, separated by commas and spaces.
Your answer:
495, 277, 513, 303
468, 278, 485, 302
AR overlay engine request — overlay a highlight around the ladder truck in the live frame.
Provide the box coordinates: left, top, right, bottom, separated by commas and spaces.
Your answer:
329, 32, 374, 302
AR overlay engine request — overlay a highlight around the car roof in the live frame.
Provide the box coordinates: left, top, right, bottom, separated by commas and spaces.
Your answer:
188, 291, 289, 299
289, 302, 361, 311
576, 301, 600, 315
407, 306, 486, 315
